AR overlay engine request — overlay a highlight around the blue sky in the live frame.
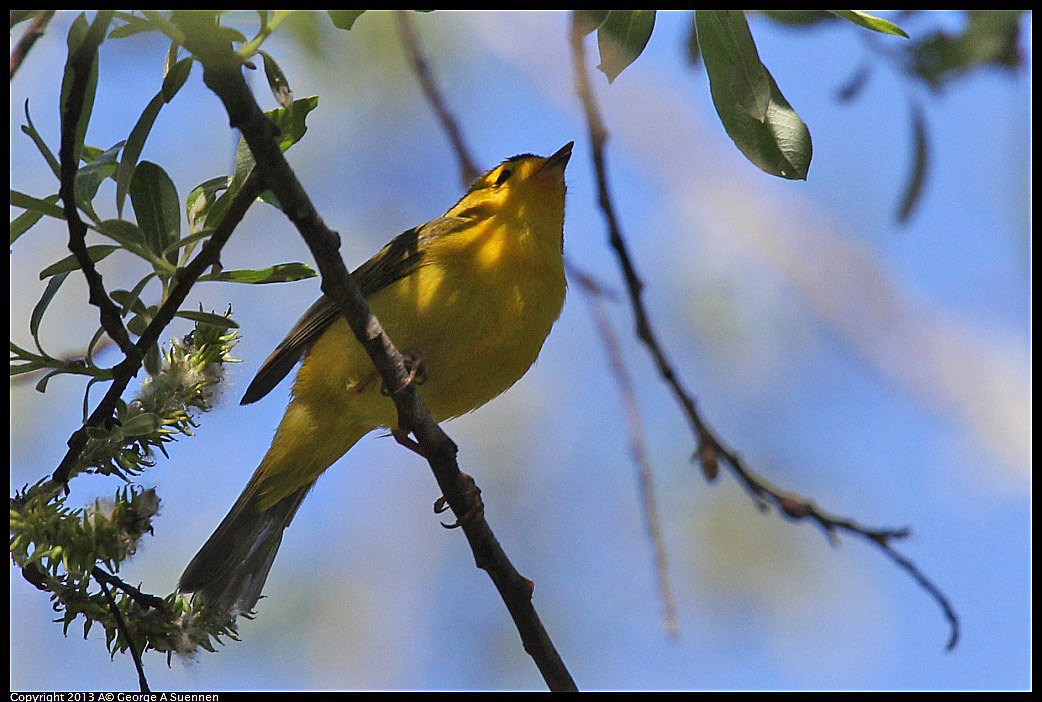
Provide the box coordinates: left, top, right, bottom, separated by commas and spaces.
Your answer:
10, 11, 1030, 691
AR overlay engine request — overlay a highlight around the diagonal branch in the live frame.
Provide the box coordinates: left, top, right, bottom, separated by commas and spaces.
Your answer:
97, 575, 150, 692
568, 12, 958, 651
395, 10, 481, 187
10, 10, 56, 81
178, 16, 577, 691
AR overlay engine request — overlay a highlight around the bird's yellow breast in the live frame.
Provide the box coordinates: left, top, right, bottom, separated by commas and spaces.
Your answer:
291, 211, 566, 432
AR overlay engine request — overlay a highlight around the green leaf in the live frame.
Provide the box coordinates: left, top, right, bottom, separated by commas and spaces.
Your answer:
35, 370, 62, 394
196, 262, 316, 284
108, 15, 156, 39
110, 288, 150, 317
186, 177, 230, 232
21, 100, 61, 179
696, 10, 812, 180
898, 102, 929, 223
162, 56, 193, 102
39, 245, 119, 280
111, 273, 156, 320
114, 57, 192, 218
10, 194, 61, 244
10, 190, 66, 219
60, 13, 101, 168
129, 161, 181, 263
828, 10, 908, 38
327, 10, 366, 30
96, 219, 146, 251
31, 272, 71, 352
174, 310, 240, 328
758, 10, 834, 27
259, 50, 293, 108
596, 10, 656, 84
75, 141, 124, 223
115, 93, 164, 217
163, 227, 215, 257
575, 10, 609, 36
120, 412, 161, 437
231, 96, 319, 198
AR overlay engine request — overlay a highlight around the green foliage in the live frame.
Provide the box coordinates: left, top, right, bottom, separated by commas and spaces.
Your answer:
696, 10, 812, 180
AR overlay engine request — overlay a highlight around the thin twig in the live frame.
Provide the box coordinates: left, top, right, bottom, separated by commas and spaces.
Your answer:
569, 261, 679, 638
92, 567, 168, 611
58, 11, 136, 361
10, 10, 56, 81
97, 575, 150, 692
178, 15, 577, 690
395, 10, 481, 187
568, 12, 958, 651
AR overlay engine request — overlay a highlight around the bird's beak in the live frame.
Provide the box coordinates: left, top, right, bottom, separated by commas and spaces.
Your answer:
535, 141, 574, 176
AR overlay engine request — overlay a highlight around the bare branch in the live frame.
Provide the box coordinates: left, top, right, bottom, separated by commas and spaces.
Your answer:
567, 11, 958, 651
97, 574, 150, 692
10, 10, 56, 81
395, 10, 481, 187
569, 261, 679, 638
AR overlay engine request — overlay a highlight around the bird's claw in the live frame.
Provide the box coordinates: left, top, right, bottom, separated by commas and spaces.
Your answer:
380, 349, 429, 396
435, 474, 484, 529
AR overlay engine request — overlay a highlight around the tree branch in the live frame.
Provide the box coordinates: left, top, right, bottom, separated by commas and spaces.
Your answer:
178, 16, 577, 691
10, 10, 56, 81
97, 575, 150, 692
568, 11, 958, 651
395, 10, 481, 187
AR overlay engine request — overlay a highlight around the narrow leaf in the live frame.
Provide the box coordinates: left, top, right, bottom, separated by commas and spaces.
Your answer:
232, 96, 319, 194
259, 50, 293, 108
115, 92, 164, 217
163, 227, 215, 256
328, 11, 366, 30
21, 100, 61, 179
186, 177, 230, 232
828, 11, 908, 38
174, 310, 240, 328
10, 190, 66, 219
161, 56, 193, 102
898, 102, 929, 223
108, 15, 156, 39
10, 194, 60, 244
60, 13, 101, 168
96, 219, 146, 251
196, 262, 316, 284
39, 245, 118, 280
596, 10, 656, 83
31, 272, 71, 348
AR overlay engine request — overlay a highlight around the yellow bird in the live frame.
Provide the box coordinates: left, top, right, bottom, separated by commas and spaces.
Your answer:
180, 142, 573, 614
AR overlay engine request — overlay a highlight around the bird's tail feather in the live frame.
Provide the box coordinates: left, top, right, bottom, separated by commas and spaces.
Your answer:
179, 478, 312, 616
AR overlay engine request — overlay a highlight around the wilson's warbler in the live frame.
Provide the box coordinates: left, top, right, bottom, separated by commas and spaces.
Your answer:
179, 142, 573, 614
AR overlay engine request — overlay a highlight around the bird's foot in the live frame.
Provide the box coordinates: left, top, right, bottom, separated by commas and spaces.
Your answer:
380, 348, 428, 396
434, 473, 484, 529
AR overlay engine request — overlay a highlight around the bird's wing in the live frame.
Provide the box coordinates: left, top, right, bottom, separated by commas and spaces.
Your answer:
239, 217, 468, 405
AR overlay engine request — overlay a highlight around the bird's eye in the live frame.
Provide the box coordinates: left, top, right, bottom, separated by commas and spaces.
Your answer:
494, 168, 513, 186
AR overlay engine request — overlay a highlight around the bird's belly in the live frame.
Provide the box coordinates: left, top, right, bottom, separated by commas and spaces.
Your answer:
293, 249, 565, 430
